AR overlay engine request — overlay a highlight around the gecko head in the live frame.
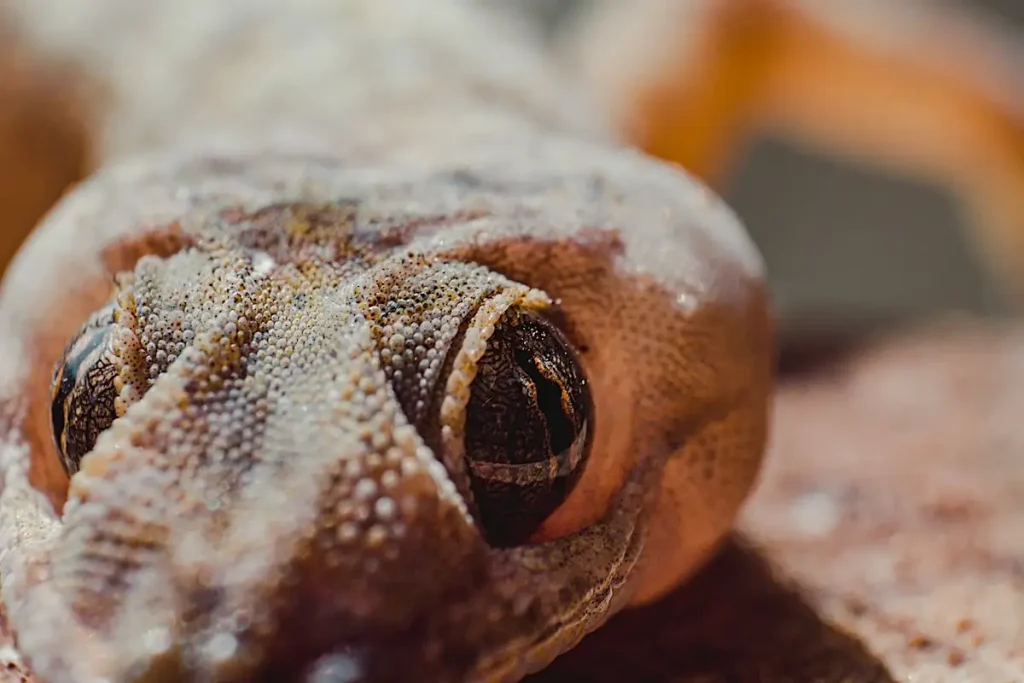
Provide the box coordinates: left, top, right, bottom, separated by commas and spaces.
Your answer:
11, 151, 771, 683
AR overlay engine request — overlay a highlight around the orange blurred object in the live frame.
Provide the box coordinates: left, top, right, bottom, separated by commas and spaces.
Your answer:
571, 0, 1024, 296
0, 31, 91, 274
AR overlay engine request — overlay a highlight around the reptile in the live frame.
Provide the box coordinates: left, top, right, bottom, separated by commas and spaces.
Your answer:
0, 1, 771, 681
4, 1, 1024, 682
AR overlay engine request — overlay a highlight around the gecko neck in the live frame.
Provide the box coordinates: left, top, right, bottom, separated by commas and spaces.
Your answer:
6, 0, 616, 167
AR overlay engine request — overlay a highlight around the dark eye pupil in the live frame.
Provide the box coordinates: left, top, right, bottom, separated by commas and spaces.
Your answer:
464, 307, 592, 548
513, 349, 575, 456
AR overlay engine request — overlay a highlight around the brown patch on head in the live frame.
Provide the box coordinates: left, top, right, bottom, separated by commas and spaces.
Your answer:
220, 200, 492, 265
222, 200, 360, 263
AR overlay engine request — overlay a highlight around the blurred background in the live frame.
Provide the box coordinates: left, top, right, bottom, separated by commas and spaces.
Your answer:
521, 0, 1024, 341
2, 0, 1024, 346
723, 0, 1024, 331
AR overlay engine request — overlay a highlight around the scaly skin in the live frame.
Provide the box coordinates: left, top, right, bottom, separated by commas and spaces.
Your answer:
0, 2, 771, 681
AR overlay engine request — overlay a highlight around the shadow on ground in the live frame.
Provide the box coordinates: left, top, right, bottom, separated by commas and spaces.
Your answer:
527, 536, 894, 683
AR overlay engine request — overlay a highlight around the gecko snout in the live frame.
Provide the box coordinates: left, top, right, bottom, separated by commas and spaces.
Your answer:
37, 244, 606, 682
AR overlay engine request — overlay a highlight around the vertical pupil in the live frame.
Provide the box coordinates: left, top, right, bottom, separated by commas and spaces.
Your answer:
50, 366, 74, 457
514, 349, 574, 456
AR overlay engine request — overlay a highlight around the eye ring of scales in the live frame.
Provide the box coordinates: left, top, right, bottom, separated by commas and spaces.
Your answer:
0, 2, 775, 682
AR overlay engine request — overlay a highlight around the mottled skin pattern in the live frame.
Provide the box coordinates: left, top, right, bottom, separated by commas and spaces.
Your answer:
4, 2, 1023, 682
0, 131, 770, 681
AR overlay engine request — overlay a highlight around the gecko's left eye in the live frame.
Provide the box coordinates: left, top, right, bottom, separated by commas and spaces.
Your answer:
50, 304, 120, 477
462, 306, 593, 548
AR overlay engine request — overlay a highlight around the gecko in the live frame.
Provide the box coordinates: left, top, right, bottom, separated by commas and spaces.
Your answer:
0, 1, 772, 681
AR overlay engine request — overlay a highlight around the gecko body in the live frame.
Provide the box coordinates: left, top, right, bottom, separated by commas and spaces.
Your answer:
0, 2, 772, 681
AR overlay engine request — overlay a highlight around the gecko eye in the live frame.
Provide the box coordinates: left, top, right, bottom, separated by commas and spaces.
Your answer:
50, 304, 120, 477
463, 307, 592, 548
